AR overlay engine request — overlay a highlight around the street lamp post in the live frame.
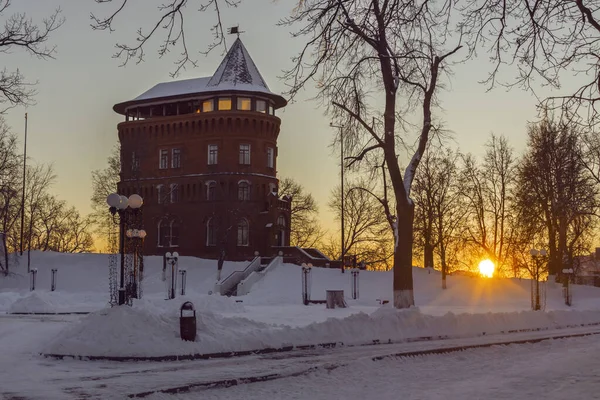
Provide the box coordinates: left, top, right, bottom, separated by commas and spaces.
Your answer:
562, 268, 574, 306
126, 227, 147, 299
529, 248, 548, 311
165, 252, 180, 300
107, 193, 144, 305
330, 122, 345, 273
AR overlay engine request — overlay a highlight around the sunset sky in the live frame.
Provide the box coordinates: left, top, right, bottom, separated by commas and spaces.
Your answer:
3, 0, 552, 236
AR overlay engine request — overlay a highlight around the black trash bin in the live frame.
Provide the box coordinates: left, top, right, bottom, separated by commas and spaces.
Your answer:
180, 301, 197, 342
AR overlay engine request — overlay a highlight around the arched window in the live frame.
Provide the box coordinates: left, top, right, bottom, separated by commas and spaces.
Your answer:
237, 219, 249, 246
269, 183, 278, 195
206, 181, 216, 201
170, 220, 180, 247
206, 218, 216, 246
238, 181, 250, 201
277, 215, 286, 227
157, 220, 168, 247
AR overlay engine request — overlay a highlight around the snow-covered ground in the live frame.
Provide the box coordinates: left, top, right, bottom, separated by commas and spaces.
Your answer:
1, 251, 600, 399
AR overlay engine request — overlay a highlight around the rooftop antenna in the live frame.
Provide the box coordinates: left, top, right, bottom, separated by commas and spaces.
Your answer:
227, 25, 244, 38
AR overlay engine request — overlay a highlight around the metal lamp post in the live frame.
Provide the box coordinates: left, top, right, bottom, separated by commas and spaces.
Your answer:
530, 248, 548, 311
562, 268, 574, 306
165, 251, 180, 300
107, 192, 144, 305
330, 122, 346, 273
301, 263, 312, 305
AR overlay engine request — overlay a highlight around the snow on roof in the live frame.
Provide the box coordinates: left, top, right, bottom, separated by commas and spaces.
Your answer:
208, 38, 269, 90
133, 77, 211, 101
114, 38, 286, 114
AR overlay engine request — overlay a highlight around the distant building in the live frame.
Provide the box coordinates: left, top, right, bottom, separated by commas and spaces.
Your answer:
113, 38, 291, 260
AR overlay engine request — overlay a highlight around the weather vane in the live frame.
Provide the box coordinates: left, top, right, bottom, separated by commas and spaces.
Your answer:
227, 25, 244, 38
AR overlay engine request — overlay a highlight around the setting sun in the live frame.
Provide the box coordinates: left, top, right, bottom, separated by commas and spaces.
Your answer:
478, 259, 495, 278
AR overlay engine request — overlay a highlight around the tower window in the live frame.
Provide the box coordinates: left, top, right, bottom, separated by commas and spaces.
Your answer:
267, 147, 274, 168
202, 100, 214, 112
170, 184, 180, 203
208, 144, 218, 165
171, 148, 181, 168
170, 220, 180, 247
206, 181, 217, 201
159, 149, 169, 169
239, 144, 251, 165
237, 219, 249, 246
256, 100, 267, 113
237, 97, 251, 111
218, 98, 232, 110
238, 181, 250, 201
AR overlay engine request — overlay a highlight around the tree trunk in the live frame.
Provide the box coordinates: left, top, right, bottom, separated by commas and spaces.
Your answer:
424, 242, 434, 269
393, 202, 415, 308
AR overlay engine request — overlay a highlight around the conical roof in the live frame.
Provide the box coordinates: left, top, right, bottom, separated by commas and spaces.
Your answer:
113, 38, 286, 115
207, 38, 270, 90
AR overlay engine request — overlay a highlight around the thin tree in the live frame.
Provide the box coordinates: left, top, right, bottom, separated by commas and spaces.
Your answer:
460, 135, 516, 275
278, 177, 325, 248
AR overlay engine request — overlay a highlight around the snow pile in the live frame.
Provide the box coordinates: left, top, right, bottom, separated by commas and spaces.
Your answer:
8, 292, 57, 314
42, 303, 600, 358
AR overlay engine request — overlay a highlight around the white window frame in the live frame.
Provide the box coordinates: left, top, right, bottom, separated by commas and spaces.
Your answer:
170, 183, 179, 203
238, 180, 251, 201
171, 148, 181, 168
205, 180, 217, 201
267, 147, 274, 168
208, 144, 218, 165
239, 144, 251, 165
159, 149, 169, 169
237, 219, 249, 246
256, 100, 267, 113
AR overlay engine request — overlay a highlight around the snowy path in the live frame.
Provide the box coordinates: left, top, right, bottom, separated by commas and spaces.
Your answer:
146, 333, 600, 400
2, 314, 600, 400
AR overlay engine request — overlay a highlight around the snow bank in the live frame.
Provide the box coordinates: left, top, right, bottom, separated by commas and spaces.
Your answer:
8, 292, 57, 314
43, 303, 600, 358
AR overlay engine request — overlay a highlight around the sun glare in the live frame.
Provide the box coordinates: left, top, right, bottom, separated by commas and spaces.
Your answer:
478, 259, 495, 278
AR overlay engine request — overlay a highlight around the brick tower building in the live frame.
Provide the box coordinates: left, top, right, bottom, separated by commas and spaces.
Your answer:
113, 38, 291, 260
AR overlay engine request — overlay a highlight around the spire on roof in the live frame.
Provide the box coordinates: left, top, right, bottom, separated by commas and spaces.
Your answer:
207, 38, 270, 90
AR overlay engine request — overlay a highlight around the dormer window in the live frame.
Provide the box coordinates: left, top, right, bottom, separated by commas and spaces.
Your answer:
256, 100, 267, 113
237, 97, 251, 111
202, 100, 214, 112
218, 98, 232, 110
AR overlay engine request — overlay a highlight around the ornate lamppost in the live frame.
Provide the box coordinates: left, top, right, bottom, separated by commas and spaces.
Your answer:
165, 251, 180, 300
107, 193, 144, 306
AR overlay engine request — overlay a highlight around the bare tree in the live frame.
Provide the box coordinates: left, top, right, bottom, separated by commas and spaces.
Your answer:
0, 1, 63, 110
0, 117, 20, 273
278, 177, 325, 248
279, 0, 462, 308
460, 135, 517, 275
515, 118, 598, 278
23, 164, 55, 270
327, 179, 393, 269
90, 145, 120, 246
413, 146, 463, 288
91, 0, 240, 76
